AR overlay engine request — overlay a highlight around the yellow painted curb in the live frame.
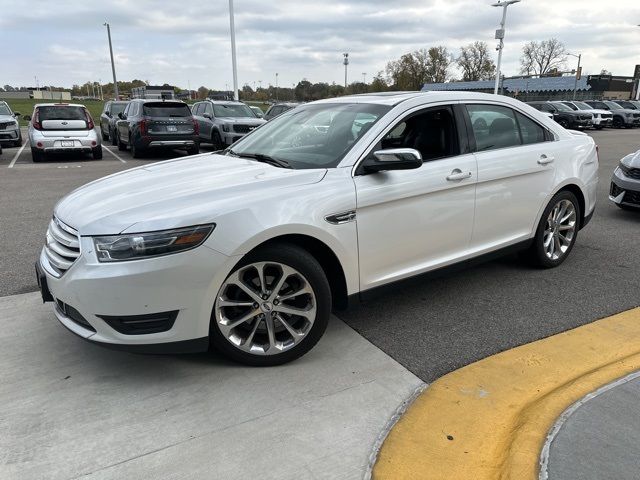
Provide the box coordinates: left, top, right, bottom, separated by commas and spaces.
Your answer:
373, 307, 640, 480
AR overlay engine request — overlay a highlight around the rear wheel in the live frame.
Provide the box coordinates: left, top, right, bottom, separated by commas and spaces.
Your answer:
209, 243, 331, 366
92, 146, 103, 160
130, 138, 144, 158
110, 128, 118, 146
187, 143, 199, 155
521, 191, 580, 268
31, 148, 44, 163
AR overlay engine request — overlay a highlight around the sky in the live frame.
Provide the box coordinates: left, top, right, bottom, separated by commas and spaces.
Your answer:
0, 0, 639, 91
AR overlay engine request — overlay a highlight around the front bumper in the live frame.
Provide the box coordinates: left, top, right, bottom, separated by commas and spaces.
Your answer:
0, 127, 20, 143
609, 167, 640, 208
572, 119, 592, 129
221, 131, 247, 146
592, 117, 612, 127
39, 237, 242, 352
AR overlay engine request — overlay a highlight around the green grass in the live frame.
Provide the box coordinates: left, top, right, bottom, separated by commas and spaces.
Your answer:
2, 98, 105, 127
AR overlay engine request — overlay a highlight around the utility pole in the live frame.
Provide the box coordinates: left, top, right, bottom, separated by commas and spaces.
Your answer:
343, 53, 349, 88
362, 72, 367, 84
491, 0, 520, 95
228, 0, 239, 101
104, 23, 119, 100
275, 72, 279, 101
568, 53, 582, 100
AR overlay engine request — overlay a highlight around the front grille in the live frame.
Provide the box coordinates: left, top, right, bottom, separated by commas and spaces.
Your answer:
620, 165, 640, 180
579, 115, 591, 121
624, 190, 640, 205
44, 217, 80, 277
634, 114, 640, 119
602, 114, 613, 119
56, 300, 96, 332
233, 124, 253, 133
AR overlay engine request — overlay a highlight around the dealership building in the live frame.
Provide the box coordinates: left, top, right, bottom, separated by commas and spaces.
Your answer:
422, 74, 637, 101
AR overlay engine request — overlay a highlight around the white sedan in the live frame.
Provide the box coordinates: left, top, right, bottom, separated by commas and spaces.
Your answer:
37, 91, 599, 365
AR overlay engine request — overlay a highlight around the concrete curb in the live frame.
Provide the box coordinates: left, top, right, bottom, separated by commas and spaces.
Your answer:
372, 307, 640, 480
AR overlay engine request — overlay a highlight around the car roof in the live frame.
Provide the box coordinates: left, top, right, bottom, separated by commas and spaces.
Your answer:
313, 91, 535, 107
130, 99, 186, 104
201, 100, 246, 105
34, 103, 87, 108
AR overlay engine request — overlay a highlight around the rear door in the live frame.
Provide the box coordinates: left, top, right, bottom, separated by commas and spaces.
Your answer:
101, 102, 111, 132
38, 105, 90, 137
465, 103, 559, 250
143, 102, 195, 137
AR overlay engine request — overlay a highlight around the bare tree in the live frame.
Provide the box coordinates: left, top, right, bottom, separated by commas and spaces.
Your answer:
457, 41, 496, 81
519, 39, 567, 75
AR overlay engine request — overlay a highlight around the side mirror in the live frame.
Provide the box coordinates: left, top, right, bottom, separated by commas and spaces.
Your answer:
23, 115, 31, 121
118, 112, 125, 119
363, 148, 423, 173
14, 112, 21, 117
203, 113, 212, 120
105, 111, 111, 117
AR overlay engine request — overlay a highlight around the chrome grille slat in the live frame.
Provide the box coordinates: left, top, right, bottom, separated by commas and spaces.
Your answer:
44, 216, 81, 277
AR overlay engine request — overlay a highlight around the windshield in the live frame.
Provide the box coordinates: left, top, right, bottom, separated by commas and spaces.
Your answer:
0, 105, 11, 115
615, 101, 637, 110
228, 102, 391, 169
573, 101, 592, 110
561, 102, 578, 110
213, 104, 256, 118
604, 101, 623, 110
552, 102, 573, 112
110, 103, 127, 115
39, 106, 86, 120
143, 102, 192, 117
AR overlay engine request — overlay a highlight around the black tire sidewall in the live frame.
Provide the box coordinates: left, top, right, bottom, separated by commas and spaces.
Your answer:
531, 191, 580, 268
209, 243, 331, 366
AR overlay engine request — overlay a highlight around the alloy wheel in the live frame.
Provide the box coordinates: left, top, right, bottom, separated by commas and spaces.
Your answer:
543, 199, 576, 261
215, 262, 317, 356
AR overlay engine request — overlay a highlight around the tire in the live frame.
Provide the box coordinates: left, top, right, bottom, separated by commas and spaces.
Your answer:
211, 131, 223, 151
101, 129, 108, 141
521, 191, 580, 268
187, 143, 199, 156
616, 204, 637, 211
209, 243, 331, 366
595, 125, 604, 130
612, 117, 623, 129
130, 138, 144, 158
117, 132, 127, 151
558, 119, 569, 129
92, 146, 103, 160
31, 148, 44, 163
110, 128, 117, 146
14, 135, 22, 147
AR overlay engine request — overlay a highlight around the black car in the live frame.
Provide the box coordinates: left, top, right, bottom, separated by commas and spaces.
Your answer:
100, 101, 129, 146
115, 99, 199, 158
263, 102, 299, 121
526, 101, 592, 129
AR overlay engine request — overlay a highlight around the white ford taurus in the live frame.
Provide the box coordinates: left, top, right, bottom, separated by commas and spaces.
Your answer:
37, 91, 599, 365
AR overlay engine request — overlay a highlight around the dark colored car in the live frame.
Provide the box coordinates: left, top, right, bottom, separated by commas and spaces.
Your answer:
526, 101, 592, 129
115, 99, 199, 158
584, 100, 640, 128
263, 102, 299, 121
100, 101, 129, 145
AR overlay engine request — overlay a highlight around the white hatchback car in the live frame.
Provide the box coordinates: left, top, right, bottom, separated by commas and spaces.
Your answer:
37, 92, 598, 365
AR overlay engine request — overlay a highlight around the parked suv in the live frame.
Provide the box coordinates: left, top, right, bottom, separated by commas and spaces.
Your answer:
584, 100, 640, 128
37, 92, 598, 366
526, 101, 592, 129
264, 102, 299, 121
0, 100, 22, 147
192, 100, 266, 150
560, 100, 612, 129
610, 100, 639, 111
26, 103, 101, 162
115, 99, 199, 158
100, 100, 128, 145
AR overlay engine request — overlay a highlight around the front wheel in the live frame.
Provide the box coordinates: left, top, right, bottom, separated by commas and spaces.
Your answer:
521, 191, 580, 268
186, 143, 199, 156
558, 119, 569, 129
612, 117, 623, 129
210, 244, 331, 366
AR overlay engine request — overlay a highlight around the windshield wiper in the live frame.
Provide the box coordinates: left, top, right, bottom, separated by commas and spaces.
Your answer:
232, 152, 292, 169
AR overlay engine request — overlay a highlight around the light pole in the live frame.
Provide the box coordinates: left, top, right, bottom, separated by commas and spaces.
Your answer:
228, 0, 239, 101
275, 72, 279, 101
567, 53, 582, 100
343, 53, 349, 89
491, 0, 520, 95
362, 72, 367, 84
103, 23, 119, 100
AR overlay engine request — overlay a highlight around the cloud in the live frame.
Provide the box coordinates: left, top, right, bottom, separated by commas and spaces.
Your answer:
0, 0, 638, 89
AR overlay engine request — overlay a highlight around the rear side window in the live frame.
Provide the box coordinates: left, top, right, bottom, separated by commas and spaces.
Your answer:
466, 105, 520, 151
39, 106, 86, 121
516, 112, 546, 145
142, 103, 192, 117
111, 103, 127, 116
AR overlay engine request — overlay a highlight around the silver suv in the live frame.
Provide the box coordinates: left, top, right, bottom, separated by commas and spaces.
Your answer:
192, 100, 265, 149
26, 103, 101, 162
0, 100, 22, 147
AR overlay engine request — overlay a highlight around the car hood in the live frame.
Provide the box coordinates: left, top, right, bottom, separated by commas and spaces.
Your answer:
612, 108, 638, 115
218, 117, 266, 125
0, 114, 17, 123
585, 109, 611, 115
54, 153, 327, 235
622, 149, 640, 169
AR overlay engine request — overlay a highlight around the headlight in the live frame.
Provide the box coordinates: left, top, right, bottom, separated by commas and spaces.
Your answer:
619, 160, 632, 175
93, 224, 215, 262
222, 124, 230, 132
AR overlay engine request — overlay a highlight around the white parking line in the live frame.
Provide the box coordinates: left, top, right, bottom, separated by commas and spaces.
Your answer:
102, 144, 127, 163
7, 141, 27, 168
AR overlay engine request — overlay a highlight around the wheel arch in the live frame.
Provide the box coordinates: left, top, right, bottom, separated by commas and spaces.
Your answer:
241, 234, 349, 311
556, 184, 586, 228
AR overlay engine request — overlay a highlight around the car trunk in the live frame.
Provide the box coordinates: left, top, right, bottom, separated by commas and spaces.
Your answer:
143, 103, 195, 135
38, 106, 91, 137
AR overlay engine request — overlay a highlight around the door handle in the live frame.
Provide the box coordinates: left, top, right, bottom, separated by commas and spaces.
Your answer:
446, 169, 472, 181
538, 154, 555, 165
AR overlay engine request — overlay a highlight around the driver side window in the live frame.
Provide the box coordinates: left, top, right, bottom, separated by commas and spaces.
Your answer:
376, 106, 460, 162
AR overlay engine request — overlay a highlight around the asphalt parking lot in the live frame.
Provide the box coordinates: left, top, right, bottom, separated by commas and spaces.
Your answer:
0, 127, 639, 384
